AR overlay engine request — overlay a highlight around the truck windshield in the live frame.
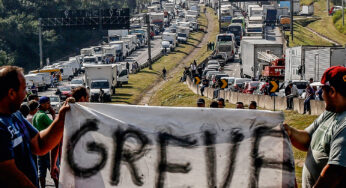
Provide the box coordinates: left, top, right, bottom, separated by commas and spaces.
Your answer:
247, 27, 263, 32
217, 35, 233, 41
91, 81, 109, 89
109, 36, 120, 41
84, 58, 96, 63
178, 33, 187, 37
218, 46, 232, 52
232, 19, 243, 24
228, 26, 241, 35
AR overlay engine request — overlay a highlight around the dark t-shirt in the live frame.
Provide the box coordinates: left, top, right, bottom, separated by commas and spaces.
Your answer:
0, 111, 39, 186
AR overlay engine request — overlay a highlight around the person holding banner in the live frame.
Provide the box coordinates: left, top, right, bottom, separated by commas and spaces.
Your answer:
284, 66, 346, 188
0, 66, 71, 188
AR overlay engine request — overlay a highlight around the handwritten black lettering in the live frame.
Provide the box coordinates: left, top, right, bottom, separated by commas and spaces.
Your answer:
156, 132, 197, 188
110, 128, 150, 186
67, 119, 108, 178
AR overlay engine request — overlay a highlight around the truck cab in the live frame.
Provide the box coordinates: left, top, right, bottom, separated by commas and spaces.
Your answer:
246, 24, 264, 38
216, 33, 236, 62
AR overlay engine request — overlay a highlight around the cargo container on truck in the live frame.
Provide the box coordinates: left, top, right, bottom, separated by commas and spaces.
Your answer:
84, 64, 118, 102
162, 32, 177, 49
240, 39, 283, 79
177, 26, 190, 43
216, 33, 236, 62
285, 46, 346, 81
80, 48, 94, 57
109, 41, 129, 61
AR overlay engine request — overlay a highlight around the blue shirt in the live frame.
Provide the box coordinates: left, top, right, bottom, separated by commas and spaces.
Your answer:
0, 111, 39, 186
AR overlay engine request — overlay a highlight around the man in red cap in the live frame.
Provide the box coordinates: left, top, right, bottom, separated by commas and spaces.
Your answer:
284, 66, 346, 187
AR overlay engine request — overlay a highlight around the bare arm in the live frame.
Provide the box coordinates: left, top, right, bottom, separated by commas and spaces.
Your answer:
314, 164, 346, 188
30, 101, 70, 156
0, 160, 36, 188
283, 124, 311, 151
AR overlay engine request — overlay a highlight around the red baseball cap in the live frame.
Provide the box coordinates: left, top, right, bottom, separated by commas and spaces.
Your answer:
313, 66, 346, 89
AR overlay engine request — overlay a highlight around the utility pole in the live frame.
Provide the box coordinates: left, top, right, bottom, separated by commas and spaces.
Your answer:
290, 0, 294, 40
38, 18, 43, 68
218, 0, 221, 32
146, 14, 152, 70
342, 0, 344, 26
327, 0, 330, 14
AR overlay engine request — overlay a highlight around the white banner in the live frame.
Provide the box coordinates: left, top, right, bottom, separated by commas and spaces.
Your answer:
59, 104, 295, 188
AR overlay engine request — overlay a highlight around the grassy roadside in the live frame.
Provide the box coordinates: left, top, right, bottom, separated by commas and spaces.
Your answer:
305, 0, 346, 44
111, 8, 207, 104
285, 22, 333, 47
149, 8, 220, 106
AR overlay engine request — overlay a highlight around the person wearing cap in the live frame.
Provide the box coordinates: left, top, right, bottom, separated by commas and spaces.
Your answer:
217, 98, 225, 108
284, 66, 346, 187
0, 66, 70, 187
197, 98, 205, 107
32, 96, 59, 188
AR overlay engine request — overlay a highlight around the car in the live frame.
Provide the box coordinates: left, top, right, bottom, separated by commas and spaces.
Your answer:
202, 68, 218, 76
243, 81, 261, 94
70, 79, 84, 89
231, 78, 252, 92
207, 64, 220, 70
56, 86, 72, 101
49, 95, 61, 113
207, 60, 220, 66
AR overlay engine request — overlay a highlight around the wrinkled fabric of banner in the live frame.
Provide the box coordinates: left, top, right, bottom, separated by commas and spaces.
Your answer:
59, 103, 295, 188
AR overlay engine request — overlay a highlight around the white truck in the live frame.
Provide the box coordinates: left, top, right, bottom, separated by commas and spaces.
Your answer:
115, 63, 129, 85
84, 64, 118, 102
240, 39, 283, 79
122, 35, 138, 52
150, 12, 164, 30
246, 24, 264, 38
177, 26, 190, 43
162, 32, 177, 50
25, 74, 46, 91
80, 48, 94, 57
102, 46, 117, 60
56, 65, 75, 81
108, 30, 129, 38
109, 41, 129, 61
249, 7, 263, 17
285, 46, 346, 81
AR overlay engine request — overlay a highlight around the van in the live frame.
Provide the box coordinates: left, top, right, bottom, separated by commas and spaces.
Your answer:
25, 74, 46, 91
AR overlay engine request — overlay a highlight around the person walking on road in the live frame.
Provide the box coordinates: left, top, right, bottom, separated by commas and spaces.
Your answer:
99, 88, 104, 103
284, 66, 346, 188
162, 67, 167, 80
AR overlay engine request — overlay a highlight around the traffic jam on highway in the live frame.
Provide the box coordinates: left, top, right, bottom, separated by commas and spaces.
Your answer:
191, 0, 345, 104
24, 0, 202, 110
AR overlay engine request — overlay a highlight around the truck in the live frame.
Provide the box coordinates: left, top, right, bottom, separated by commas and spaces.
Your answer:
25, 74, 46, 91
280, 1, 300, 14
149, 12, 164, 30
228, 23, 243, 46
122, 35, 138, 53
109, 41, 129, 61
265, 9, 277, 26
216, 33, 236, 62
247, 16, 264, 25
249, 7, 263, 17
162, 32, 177, 50
299, 4, 314, 16
247, 4, 260, 15
279, 15, 290, 30
245, 24, 264, 38
240, 39, 283, 79
177, 26, 190, 43
276, 7, 289, 20
257, 51, 285, 80
285, 46, 346, 82
80, 48, 94, 57
102, 46, 116, 62
115, 63, 129, 85
83, 64, 118, 102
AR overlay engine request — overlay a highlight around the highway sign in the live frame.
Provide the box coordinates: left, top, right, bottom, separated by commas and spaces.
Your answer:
270, 81, 279, 93
40, 8, 130, 30
221, 79, 228, 89
195, 77, 201, 85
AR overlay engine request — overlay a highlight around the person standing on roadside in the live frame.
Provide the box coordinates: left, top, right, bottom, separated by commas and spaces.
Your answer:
0, 66, 70, 188
303, 84, 314, 114
217, 98, 225, 108
32, 97, 59, 188
284, 66, 346, 188
197, 98, 205, 107
162, 67, 167, 80
236, 102, 244, 109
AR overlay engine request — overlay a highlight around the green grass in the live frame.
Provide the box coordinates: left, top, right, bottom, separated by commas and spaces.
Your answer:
285, 23, 333, 47
304, 0, 346, 45
111, 8, 207, 104
333, 10, 346, 34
